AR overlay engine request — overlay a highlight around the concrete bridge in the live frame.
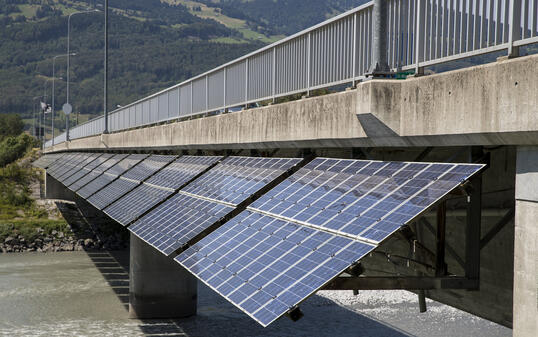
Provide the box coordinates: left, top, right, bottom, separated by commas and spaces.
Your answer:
39, 1, 537, 336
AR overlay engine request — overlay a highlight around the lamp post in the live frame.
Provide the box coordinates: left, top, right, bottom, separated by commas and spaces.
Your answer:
103, 0, 109, 134
52, 54, 75, 146
66, 9, 100, 141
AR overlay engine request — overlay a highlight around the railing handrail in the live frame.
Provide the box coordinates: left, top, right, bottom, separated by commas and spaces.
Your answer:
45, 0, 538, 148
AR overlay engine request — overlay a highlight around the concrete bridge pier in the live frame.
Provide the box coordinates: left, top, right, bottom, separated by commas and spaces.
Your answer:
513, 146, 538, 337
129, 234, 198, 319
45, 174, 76, 201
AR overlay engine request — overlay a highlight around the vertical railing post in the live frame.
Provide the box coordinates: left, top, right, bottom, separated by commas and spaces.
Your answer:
272, 47, 276, 103
245, 59, 249, 108
205, 75, 209, 113
223, 67, 227, 110
368, 0, 391, 76
307, 32, 311, 97
190, 81, 193, 115
352, 13, 358, 87
415, 0, 425, 75
508, 0, 522, 57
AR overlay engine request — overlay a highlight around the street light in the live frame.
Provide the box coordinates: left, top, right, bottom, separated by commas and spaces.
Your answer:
103, 0, 109, 134
66, 9, 101, 142
52, 53, 75, 146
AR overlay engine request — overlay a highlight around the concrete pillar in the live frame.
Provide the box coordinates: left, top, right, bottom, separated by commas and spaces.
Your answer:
45, 173, 75, 201
513, 146, 538, 337
129, 233, 197, 319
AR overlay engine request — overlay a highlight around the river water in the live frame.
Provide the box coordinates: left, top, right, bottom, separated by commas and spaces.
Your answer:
0, 252, 511, 337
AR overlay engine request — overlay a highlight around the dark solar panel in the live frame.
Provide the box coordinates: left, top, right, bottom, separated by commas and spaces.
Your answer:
176, 210, 374, 327
130, 193, 234, 256
33, 154, 61, 169
47, 153, 80, 177
87, 178, 139, 210
64, 154, 115, 188
68, 154, 127, 192
50, 153, 89, 179
250, 158, 484, 243
145, 156, 222, 190
57, 153, 101, 183
104, 184, 174, 226
121, 155, 177, 182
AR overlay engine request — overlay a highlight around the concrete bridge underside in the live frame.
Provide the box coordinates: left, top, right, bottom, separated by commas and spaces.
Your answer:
45, 54, 538, 336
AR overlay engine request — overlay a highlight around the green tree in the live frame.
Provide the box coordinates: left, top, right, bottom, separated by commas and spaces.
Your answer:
0, 114, 24, 140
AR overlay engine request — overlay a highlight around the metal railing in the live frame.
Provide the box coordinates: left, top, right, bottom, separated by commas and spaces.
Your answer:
45, 0, 537, 148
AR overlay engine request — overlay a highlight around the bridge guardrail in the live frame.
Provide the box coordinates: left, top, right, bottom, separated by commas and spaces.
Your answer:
45, 0, 537, 148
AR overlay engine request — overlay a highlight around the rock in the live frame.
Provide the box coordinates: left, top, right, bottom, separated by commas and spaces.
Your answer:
51, 230, 58, 236
4, 237, 14, 244
43, 237, 52, 243
64, 244, 74, 251
58, 232, 65, 239
84, 238, 93, 247
36, 227, 44, 233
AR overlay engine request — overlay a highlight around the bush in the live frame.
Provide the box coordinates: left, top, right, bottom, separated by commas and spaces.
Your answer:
0, 133, 36, 167
0, 114, 24, 139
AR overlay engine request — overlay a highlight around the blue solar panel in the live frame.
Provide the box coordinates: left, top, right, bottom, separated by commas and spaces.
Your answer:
130, 193, 234, 256
182, 157, 302, 205
250, 158, 484, 243
105, 154, 148, 177
145, 156, 222, 190
104, 184, 174, 226
121, 155, 177, 182
64, 154, 115, 188
87, 178, 139, 210
176, 210, 375, 327
33, 154, 61, 169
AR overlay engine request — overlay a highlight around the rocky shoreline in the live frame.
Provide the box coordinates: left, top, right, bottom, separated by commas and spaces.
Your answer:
1, 201, 129, 254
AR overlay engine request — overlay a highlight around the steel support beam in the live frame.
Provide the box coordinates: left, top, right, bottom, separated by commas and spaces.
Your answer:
465, 146, 483, 283
324, 276, 479, 290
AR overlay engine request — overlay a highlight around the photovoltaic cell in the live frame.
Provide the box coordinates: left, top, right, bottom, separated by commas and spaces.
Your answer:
128, 156, 302, 256
121, 155, 177, 182
145, 156, 222, 190
64, 154, 115, 188
87, 178, 139, 210
105, 154, 148, 177
182, 157, 303, 205
176, 210, 375, 327
104, 184, 174, 225
77, 173, 116, 199
130, 193, 234, 256
250, 158, 484, 243
47, 153, 81, 177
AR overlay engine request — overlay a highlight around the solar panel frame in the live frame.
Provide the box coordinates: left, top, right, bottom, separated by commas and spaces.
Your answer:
176, 210, 375, 327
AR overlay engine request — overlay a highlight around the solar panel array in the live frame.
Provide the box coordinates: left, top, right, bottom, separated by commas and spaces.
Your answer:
176, 158, 484, 327
40, 152, 485, 328
129, 157, 302, 256
104, 156, 223, 226
86, 155, 178, 210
